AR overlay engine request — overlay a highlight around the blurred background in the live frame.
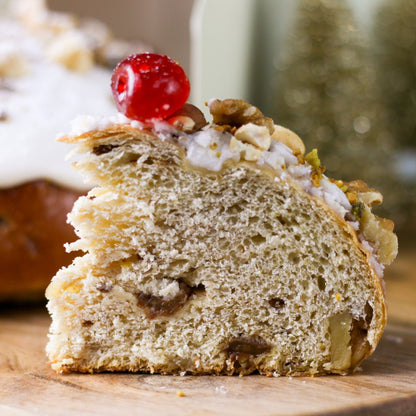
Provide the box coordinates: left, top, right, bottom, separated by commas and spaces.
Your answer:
0, 4, 415, 403
47, 0, 415, 241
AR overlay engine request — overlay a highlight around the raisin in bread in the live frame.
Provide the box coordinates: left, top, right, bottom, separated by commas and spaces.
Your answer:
46, 99, 398, 376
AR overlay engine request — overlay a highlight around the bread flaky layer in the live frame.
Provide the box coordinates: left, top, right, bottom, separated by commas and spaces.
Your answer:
47, 128, 387, 376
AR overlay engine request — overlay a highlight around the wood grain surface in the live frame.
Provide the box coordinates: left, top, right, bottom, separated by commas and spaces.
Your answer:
1, 248, 415, 416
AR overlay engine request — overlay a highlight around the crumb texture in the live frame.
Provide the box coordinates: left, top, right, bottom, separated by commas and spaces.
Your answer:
46, 129, 386, 376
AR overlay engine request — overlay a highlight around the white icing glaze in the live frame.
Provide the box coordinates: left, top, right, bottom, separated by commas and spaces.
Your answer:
65, 113, 131, 138
182, 129, 240, 171
0, 17, 115, 190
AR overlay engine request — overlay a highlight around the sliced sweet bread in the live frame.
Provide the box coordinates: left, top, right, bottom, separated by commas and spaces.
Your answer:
46, 99, 397, 376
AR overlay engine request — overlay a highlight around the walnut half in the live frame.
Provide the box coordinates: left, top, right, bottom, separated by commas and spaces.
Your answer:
208, 99, 274, 134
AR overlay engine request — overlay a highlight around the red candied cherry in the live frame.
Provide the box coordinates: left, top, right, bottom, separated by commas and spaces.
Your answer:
111, 53, 190, 121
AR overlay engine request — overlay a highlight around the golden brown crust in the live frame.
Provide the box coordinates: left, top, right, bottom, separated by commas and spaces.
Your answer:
0, 180, 83, 301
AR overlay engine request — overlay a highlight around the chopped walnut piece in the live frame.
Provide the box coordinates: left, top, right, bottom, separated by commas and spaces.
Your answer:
271, 125, 305, 155
234, 123, 271, 150
346, 180, 383, 206
208, 99, 274, 134
229, 137, 263, 162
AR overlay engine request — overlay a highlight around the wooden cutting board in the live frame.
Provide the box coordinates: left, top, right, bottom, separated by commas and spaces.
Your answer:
1, 248, 415, 416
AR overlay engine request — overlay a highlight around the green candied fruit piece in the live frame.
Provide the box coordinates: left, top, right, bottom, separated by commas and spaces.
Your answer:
305, 148, 321, 169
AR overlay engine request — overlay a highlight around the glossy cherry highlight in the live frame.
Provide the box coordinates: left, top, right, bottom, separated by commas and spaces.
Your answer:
111, 53, 190, 121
